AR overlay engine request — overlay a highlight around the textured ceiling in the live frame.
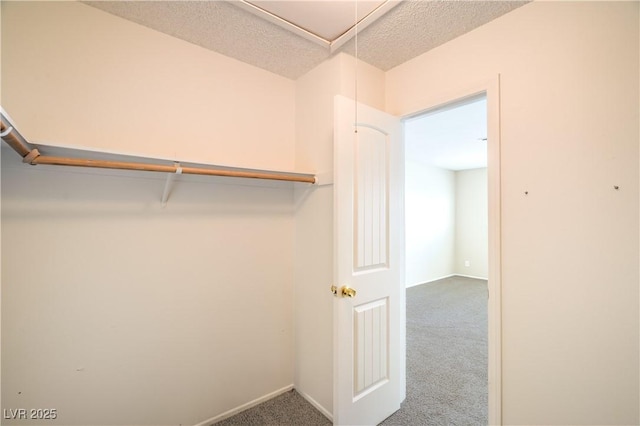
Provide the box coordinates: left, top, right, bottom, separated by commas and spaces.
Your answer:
84, 0, 529, 80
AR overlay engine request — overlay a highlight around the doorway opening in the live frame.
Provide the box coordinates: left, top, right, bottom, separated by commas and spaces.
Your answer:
401, 94, 489, 424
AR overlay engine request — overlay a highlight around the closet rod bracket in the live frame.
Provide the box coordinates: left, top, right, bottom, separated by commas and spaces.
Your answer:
161, 162, 182, 207
23, 148, 41, 165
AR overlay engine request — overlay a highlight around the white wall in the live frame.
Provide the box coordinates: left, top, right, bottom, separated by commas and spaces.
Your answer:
1, 2, 297, 425
405, 162, 456, 286
387, 2, 639, 424
455, 168, 488, 279
404, 164, 488, 286
293, 53, 386, 418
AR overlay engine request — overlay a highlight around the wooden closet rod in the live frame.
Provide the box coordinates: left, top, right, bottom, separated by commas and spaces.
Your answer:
31, 155, 317, 183
0, 116, 316, 184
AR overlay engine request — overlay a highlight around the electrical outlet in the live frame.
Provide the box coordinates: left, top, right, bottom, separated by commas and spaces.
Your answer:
464, 260, 470, 267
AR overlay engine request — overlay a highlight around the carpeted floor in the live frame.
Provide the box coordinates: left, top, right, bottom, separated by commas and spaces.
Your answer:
214, 276, 487, 425
379, 275, 488, 425
214, 389, 331, 426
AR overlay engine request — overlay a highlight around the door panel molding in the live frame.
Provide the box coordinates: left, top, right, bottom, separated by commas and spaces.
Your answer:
333, 95, 405, 426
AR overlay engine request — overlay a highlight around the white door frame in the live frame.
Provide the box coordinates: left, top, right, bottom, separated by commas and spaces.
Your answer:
401, 75, 502, 425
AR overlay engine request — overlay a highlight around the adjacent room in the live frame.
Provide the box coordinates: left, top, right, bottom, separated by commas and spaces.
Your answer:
1, 1, 638, 425
405, 96, 488, 287
401, 95, 489, 424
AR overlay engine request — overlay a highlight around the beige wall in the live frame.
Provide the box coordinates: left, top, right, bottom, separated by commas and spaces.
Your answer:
387, 1, 639, 424
1, 2, 297, 425
1, 154, 295, 426
404, 165, 488, 286
1, 1, 295, 171
405, 162, 456, 286
455, 168, 488, 279
3, 1, 640, 425
293, 53, 385, 418
293, 55, 341, 418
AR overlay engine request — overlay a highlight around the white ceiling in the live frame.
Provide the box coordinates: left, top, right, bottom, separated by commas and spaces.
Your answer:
405, 96, 487, 171
84, 0, 529, 80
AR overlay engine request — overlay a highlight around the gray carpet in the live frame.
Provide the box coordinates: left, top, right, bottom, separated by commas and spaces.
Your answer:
379, 276, 488, 426
214, 276, 487, 425
214, 389, 330, 426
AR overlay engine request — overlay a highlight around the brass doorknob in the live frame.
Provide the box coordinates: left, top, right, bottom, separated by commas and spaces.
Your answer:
341, 286, 356, 298
330, 285, 356, 298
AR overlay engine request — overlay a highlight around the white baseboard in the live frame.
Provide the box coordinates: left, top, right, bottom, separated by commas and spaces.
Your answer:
406, 274, 455, 288
407, 274, 488, 288
296, 389, 333, 421
193, 384, 294, 426
455, 273, 488, 281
